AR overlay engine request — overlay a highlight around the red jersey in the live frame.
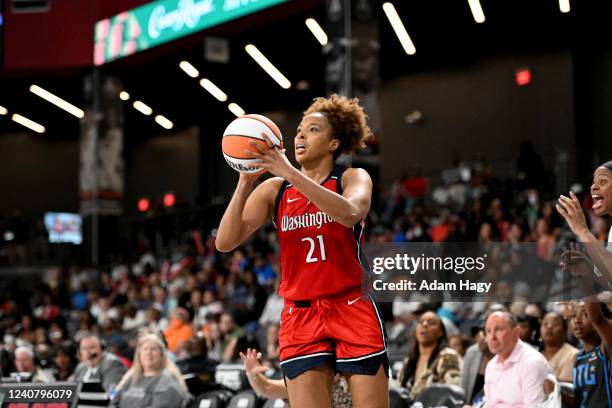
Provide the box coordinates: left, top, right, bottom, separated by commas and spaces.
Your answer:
273, 165, 367, 300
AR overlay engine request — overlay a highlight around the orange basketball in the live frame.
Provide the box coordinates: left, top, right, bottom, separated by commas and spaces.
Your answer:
222, 114, 283, 174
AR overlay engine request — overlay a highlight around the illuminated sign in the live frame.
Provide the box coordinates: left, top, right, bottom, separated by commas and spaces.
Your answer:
94, 0, 287, 65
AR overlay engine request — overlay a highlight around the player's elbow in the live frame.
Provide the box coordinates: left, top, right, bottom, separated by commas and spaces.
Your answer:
214, 237, 236, 253
337, 211, 362, 228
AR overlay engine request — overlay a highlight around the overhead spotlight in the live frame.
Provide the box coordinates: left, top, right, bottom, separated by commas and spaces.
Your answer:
0, 105, 7, 115
382, 3, 416, 55
119, 91, 130, 101
467, 0, 486, 23
155, 115, 174, 130
558, 0, 570, 13
179, 60, 199, 78
199, 78, 228, 102
29, 84, 85, 118
228, 103, 245, 117
133, 101, 153, 116
245, 44, 291, 89
305, 18, 328, 46
11, 113, 45, 133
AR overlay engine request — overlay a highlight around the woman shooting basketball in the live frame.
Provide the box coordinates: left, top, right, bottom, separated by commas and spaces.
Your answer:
216, 95, 389, 408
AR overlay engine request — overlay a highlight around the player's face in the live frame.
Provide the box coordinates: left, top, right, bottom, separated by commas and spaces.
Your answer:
591, 167, 612, 216
295, 113, 338, 165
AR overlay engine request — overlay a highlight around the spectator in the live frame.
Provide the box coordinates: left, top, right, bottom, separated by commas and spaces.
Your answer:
52, 343, 77, 381
201, 320, 220, 357
461, 328, 493, 404
72, 331, 127, 392
258, 280, 283, 326
517, 314, 541, 348
448, 334, 471, 357
144, 307, 165, 332
254, 255, 276, 287
110, 333, 191, 408
175, 336, 218, 379
48, 323, 66, 346
35, 343, 53, 370
16, 315, 37, 345
196, 290, 223, 328
218, 312, 245, 362
122, 303, 146, 331
540, 312, 577, 383
568, 302, 612, 407
12, 345, 53, 382
479, 311, 551, 407
265, 323, 280, 361
34, 326, 48, 346
163, 308, 194, 354
33, 293, 60, 322
398, 311, 462, 399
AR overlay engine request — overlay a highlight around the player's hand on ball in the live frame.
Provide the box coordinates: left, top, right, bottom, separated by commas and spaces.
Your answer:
238, 170, 264, 185
246, 133, 295, 179
556, 191, 588, 236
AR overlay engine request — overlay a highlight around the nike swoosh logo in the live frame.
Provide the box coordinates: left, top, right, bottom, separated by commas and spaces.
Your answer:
347, 297, 361, 306
287, 197, 301, 203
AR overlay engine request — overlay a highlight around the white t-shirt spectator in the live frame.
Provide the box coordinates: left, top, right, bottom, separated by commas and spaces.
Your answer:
196, 301, 224, 327
258, 293, 284, 326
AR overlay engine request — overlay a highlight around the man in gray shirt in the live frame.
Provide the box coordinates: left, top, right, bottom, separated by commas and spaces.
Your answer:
72, 332, 127, 406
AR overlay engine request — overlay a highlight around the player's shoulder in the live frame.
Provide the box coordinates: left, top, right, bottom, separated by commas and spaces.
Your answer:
260, 176, 286, 191
342, 167, 371, 177
255, 176, 286, 200
340, 167, 372, 186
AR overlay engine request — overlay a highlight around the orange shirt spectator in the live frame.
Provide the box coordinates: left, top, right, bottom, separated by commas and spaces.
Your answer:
164, 308, 194, 353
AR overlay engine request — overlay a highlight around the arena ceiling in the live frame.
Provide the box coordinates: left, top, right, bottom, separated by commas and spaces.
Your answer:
0, 0, 611, 141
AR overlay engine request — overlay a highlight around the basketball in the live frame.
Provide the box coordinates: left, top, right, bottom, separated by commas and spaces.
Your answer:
222, 114, 283, 174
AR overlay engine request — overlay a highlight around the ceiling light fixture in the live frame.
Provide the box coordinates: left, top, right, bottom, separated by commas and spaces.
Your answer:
133, 101, 153, 116
29, 84, 85, 118
305, 18, 328, 46
245, 44, 291, 89
228, 103, 245, 117
11, 113, 45, 133
200, 78, 228, 102
382, 3, 416, 55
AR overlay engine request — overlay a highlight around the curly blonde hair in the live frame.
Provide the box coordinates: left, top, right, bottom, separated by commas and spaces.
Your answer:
303, 94, 372, 159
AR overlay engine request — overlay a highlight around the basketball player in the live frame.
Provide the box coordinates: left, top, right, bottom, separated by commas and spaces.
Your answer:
556, 161, 612, 287
216, 95, 388, 408
557, 161, 612, 407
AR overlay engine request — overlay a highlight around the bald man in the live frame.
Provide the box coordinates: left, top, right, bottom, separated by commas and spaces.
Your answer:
483, 311, 551, 407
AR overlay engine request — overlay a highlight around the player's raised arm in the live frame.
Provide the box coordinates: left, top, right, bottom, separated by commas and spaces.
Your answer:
286, 166, 372, 227
215, 174, 280, 252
